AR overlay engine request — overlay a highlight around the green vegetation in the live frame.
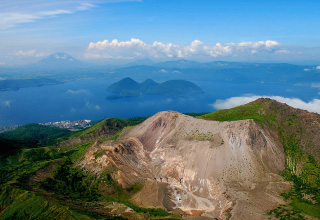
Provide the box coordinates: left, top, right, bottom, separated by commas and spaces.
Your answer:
183, 112, 209, 117
267, 204, 304, 220
70, 118, 139, 139
0, 118, 178, 219
0, 137, 22, 158
0, 147, 65, 186
0, 123, 71, 147
125, 115, 150, 122
68, 141, 95, 161
0, 186, 91, 220
102, 195, 172, 217
200, 100, 268, 124
40, 158, 99, 201
186, 130, 215, 141
200, 98, 320, 219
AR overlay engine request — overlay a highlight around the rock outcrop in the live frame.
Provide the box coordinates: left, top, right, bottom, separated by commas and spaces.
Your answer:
80, 111, 290, 219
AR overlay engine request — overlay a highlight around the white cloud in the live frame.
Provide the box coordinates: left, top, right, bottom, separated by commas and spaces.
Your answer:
0, 1, 142, 30
85, 101, 101, 110
14, 49, 45, 57
66, 89, 90, 94
85, 38, 281, 59
312, 83, 320, 88
76, 3, 96, 11
212, 95, 320, 114
316, 66, 320, 70
275, 49, 290, 54
86, 38, 282, 59
159, 69, 168, 73
0, 1, 97, 30
39, 9, 72, 16
2, 100, 12, 108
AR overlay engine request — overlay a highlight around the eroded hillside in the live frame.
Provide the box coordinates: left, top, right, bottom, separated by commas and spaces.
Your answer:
81, 111, 289, 219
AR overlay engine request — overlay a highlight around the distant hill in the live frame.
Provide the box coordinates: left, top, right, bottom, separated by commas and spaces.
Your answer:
106, 77, 204, 98
146, 80, 203, 96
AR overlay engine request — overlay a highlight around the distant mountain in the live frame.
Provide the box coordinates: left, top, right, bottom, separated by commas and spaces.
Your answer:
106, 77, 203, 98
36, 52, 90, 69
39, 52, 78, 63
146, 80, 203, 96
124, 58, 155, 66
153, 59, 203, 68
140, 79, 159, 92
112, 61, 317, 83
107, 77, 141, 93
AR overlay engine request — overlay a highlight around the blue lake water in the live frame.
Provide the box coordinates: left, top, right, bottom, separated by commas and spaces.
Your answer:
0, 79, 318, 126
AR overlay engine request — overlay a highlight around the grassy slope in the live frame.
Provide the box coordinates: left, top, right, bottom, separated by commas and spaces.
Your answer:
0, 118, 178, 220
0, 186, 91, 220
0, 123, 71, 147
200, 98, 320, 219
70, 118, 139, 139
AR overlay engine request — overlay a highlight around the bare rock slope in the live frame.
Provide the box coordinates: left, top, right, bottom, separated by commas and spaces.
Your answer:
81, 111, 290, 219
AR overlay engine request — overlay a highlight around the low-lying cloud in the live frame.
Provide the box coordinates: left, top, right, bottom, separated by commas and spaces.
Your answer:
66, 89, 90, 95
86, 38, 283, 60
85, 101, 101, 111
212, 95, 320, 114
312, 83, 320, 88
1, 100, 12, 108
14, 49, 45, 57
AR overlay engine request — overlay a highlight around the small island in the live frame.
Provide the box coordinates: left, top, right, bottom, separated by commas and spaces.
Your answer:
106, 77, 204, 99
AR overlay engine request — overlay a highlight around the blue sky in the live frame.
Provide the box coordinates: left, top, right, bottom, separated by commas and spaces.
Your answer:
1, 0, 320, 65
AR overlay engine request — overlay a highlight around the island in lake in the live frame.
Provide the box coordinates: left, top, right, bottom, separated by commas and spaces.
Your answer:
106, 77, 204, 99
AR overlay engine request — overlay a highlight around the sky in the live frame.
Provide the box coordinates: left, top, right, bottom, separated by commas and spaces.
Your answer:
1, 0, 320, 65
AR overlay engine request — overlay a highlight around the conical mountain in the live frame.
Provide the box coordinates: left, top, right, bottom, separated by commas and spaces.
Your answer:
140, 79, 159, 92
107, 77, 141, 93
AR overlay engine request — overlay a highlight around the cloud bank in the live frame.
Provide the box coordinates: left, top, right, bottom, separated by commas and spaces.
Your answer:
212, 95, 320, 114
86, 38, 284, 60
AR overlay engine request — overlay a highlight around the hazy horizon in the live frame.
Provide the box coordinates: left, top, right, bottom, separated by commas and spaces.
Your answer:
1, 0, 320, 66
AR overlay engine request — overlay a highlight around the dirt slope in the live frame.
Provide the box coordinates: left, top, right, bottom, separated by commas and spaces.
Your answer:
81, 111, 290, 219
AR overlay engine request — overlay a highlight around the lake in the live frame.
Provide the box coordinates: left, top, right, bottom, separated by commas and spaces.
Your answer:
0, 78, 318, 126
